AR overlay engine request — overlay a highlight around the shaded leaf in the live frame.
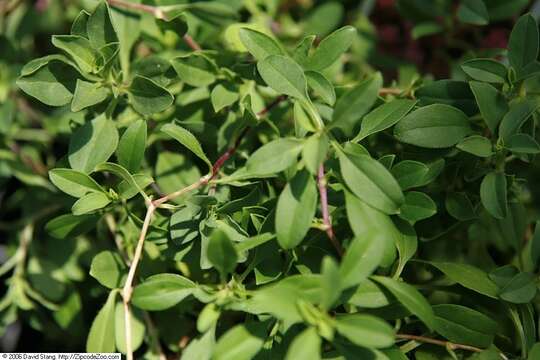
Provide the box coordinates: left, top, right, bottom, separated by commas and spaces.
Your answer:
132, 274, 196, 311
86, 290, 117, 352
68, 115, 119, 174
480, 172, 507, 219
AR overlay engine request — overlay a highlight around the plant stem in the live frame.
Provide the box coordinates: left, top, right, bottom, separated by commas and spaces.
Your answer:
107, 0, 164, 19
106, 0, 202, 51
317, 164, 343, 256
122, 202, 154, 360
121, 96, 286, 360
396, 334, 509, 359
379, 87, 403, 96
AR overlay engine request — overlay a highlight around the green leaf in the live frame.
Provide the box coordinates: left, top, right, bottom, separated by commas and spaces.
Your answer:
294, 100, 318, 134
305, 26, 357, 71
49, 168, 105, 197
508, 14, 539, 70
211, 84, 239, 112
45, 214, 99, 239
457, 0, 489, 25
335, 314, 395, 348
69, 115, 119, 174
372, 276, 436, 330
292, 35, 315, 65
461, 59, 506, 83
52, 35, 100, 74
257, 55, 308, 100
347, 279, 392, 309
427, 262, 499, 298
285, 327, 321, 360
411, 22, 443, 39
71, 192, 111, 215
71, 10, 90, 37
161, 122, 212, 171
499, 99, 540, 141
71, 80, 109, 112
159, 2, 237, 24
506, 133, 540, 154
480, 172, 507, 219
117, 120, 147, 173
197, 303, 220, 333
128, 75, 174, 116
499, 272, 537, 303
110, 4, 141, 81
246, 138, 303, 176
306, 71, 336, 105
394, 104, 472, 148
243, 275, 322, 326
276, 170, 317, 249
399, 191, 437, 224
171, 53, 217, 87
302, 132, 329, 175
182, 329, 215, 360
340, 232, 386, 290
529, 343, 540, 360
156, 151, 201, 199
391, 160, 429, 190
238, 28, 285, 61
320, 257, 341, 310
339, 151, 404, 214
354, 99, 417, 141
445, 192, 477, 221
207, 229, 238, 276
115, 302, 145, 354
456, 135, 493, 157
132, 273, 196, 311
469, 81, 508, 133
433, 304, 497, 347
213, 323, 265, 360
331, 73, 382, 135
86, 290, 117, 352
86, 1, 117, 49
489, 265, 519, 289
90, 251, 127, 289
486, 0, 529, 21
17, 59, 80, 106
118, 173, 153, 200
344, 191, 397, 268
394, 219, 418, 277
416, 80, 477, 116
94, 162, 148, 201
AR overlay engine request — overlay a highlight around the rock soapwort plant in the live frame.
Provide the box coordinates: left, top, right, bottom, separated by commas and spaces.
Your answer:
4, 0, 540, 359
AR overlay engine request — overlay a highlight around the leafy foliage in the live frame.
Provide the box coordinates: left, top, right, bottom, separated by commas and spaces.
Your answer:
3, 0, 540, 359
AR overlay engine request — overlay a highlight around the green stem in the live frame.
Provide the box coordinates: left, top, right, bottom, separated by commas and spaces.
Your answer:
508, 305, 527, 359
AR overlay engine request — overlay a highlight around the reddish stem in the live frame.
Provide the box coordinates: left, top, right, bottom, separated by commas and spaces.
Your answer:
317, 164, 343, 256
183, 34, 202, 51
211, 95, 287, 179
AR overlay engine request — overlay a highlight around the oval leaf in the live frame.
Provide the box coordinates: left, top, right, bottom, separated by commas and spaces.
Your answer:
480, 172, 507, 219
276, 170, 317, 249
394, 104, 472, 148
132, 273, 196, 311
339, 152, 404, 214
